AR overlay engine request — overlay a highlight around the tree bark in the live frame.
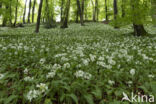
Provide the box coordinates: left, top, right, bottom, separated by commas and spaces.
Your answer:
13, 0, 18, 27
28, 0, 32, 23
23, 0, 27, 24
75, 9, 79, 23
9, 0, 12, 26
32, 0, 36, 23
133, 24, 147, 36
61, 0, 70, 28
60, 0, 64, 22
105, 0, 108, 21
35, 0, 43, 33
95, 0, 98, 21
76, 0, 84, 26
113, 0, 118, 28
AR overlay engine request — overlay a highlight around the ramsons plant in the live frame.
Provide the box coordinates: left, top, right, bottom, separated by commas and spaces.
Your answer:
0, 23, 156, 104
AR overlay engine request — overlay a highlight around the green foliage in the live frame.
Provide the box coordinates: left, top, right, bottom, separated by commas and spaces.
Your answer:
0, 23, 156, 103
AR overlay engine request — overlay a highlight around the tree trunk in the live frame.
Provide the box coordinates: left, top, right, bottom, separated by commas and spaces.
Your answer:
23, 0, 27, 24
105, 0, 108, 21
75, 9, 79, 23
9, 0, 12, 26
32, 0, 36, 23
13, 0, 18, 27
113, 0, 118, 20
94, 0, 98, 21
133, 24, 147, 36
61, 0, 70, 28
35, 0, 43, 33
76, 0, 84, 26
60, 0, 64, 22
113, 0, 118, 28
28, 0, 32, 23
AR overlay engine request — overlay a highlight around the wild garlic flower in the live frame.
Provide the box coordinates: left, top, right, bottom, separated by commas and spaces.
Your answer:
36, 83, 48, 93
46, 71, 56, 79
63, 63, 70, 69
24, 68, 29, 74
40, 58, 46, 64
108, 80, 115, 85
74, 70, 92, 80
0, 73, 4, 80
130, 69, 135, 76
26, 90, 41, 101
148, 74, 154, 78
24, 76, 34, 82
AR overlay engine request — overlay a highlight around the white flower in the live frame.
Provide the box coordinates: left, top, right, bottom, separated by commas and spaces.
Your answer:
74, 70, 92, 80
89, 54, 96, 62
24, 76, 34, 82
82, 59, 89, 66
130, 69, 135, 76
40, 58, 46, 64
52, 64, 61, 70
108, 80, 115, 85
61, 57, 69, 62
36, 83, 48, 93
26, 90, 41, 101
46, 71, 56, 79
0, 73, 4, 80
108, 58, 116, 65
24, 68, 29, 74
148, 74, 154, 78
63, 63, 70, 69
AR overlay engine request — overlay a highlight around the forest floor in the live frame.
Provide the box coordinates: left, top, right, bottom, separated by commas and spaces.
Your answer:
0, 23, 156, 103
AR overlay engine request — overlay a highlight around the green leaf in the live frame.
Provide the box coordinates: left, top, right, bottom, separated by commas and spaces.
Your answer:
66, 93, 78, 104
4, 95, 18, 104
84, 94, 94, 104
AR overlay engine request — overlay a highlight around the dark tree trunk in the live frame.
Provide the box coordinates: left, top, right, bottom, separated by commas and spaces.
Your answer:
75, 9, 79, 23
96, 0, 99, 21
61, 0, 70, 28
105, 0, 108, 21
35, 0, 43, 33
113, 0, 118, 28
0, 2, 2, 9
23, 0, 27, 24
76, 0, 84, 26
113, 0, 118, 20
60, 0, 64, 22
133, 24, 147, 36
28, 0, 32, 23
32, 0, 36, 23
13, 0, 18, 27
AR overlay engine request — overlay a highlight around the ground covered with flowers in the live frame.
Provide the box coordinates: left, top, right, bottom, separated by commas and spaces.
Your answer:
0, 23, 156, 104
